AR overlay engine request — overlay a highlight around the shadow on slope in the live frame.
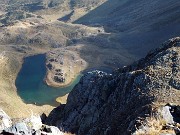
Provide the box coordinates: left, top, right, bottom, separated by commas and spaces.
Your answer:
74, 0, 180, 61
74, 0, 180, 32
58, 11, 74, 22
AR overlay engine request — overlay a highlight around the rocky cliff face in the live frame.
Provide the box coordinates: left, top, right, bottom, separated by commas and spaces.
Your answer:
46, 37, 180, 135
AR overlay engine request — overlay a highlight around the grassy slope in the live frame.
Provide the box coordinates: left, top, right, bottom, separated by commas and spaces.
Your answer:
0, 48, 53, 118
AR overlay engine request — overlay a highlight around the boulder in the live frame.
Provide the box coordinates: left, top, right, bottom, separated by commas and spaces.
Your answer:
54, 76, 65, 83
0, 109, 65, 135
40, 125, 64, 135
0, 109, 12, 132
4, 122, 31, 135
25, 115, 42, 131
161, 106, 174, 124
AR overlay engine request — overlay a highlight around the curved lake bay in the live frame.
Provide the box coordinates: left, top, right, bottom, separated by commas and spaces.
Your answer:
15, 54, 82, 106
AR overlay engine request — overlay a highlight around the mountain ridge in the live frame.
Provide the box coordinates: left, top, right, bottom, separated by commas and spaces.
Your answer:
45, 37, 180, 135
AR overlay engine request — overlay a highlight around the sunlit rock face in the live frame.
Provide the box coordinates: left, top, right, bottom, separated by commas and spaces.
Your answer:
0, 109, 12, 133
0, 109, 65, 135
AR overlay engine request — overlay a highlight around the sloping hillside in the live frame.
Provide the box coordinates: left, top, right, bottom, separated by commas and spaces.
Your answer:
0, 0, 107, 22
75, 0, 180, 32
75, 0, 180, 58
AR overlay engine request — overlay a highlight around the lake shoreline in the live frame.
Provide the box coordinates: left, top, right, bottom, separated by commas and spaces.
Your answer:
15, 54, 83, 106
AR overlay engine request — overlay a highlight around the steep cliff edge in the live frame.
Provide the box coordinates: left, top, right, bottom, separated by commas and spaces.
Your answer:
46, 37, 180, 135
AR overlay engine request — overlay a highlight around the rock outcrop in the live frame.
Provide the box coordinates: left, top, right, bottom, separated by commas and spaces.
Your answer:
0, 110, 65, 135
46, 37, 180, 135
0, 109, 12, 133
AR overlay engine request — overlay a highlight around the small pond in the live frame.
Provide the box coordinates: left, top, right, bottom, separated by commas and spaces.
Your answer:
15, 54, 82, 106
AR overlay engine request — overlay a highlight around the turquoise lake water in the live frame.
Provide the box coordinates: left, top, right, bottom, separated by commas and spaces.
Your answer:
15, 54, 82, 106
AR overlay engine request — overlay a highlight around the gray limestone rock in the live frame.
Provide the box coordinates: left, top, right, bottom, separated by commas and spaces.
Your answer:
4, 122, 32, 135
0, 109, 12, 133
161, 106, 174, 124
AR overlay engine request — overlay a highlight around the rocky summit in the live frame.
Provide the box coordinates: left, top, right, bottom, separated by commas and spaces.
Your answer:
45, 37, 180, 135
